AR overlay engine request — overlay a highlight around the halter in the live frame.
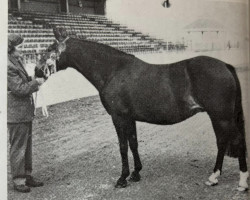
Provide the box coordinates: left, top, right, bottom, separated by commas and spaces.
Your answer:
61, 36, 70, 44
54, 36, 70, 60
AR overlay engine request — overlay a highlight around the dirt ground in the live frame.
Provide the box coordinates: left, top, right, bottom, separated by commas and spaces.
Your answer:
7, 67, 250, 200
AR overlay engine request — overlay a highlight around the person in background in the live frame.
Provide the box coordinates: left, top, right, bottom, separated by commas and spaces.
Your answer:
8, 34, 45, 193
46, 52, 57, 75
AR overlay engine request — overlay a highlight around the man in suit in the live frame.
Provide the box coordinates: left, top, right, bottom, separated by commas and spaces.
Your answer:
8, 34, 45, 193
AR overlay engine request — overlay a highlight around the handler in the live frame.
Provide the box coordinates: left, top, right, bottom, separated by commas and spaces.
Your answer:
8, 34, 45, 193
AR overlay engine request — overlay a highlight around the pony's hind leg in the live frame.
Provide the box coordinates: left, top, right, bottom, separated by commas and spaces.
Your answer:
206, 119, 231, 186
238, 147, 249, 191
236, 112, 249, 191
237, 134, 248, 191
128, 125, 142, 182
206, 117, 249, 191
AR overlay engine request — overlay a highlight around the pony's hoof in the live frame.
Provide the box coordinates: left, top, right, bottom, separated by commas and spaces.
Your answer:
115, 178, 127, 188
205, 181, 218, 186
129, 172, 141, 182
237, 186, 248, 192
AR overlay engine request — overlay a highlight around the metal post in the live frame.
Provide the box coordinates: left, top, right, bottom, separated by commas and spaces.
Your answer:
17, 0, 21, 11
65, 0, 69, 13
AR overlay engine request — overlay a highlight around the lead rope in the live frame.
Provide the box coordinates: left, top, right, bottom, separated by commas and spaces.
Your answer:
40, 85, 49, 117
33, 85, 48, 117
34, 62, 50, 117
40, 63, 50, 117
34, 90, 38, 116
34, 37, 66, 117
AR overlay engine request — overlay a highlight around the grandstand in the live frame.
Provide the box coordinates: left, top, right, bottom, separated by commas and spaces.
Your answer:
8, 9, 169, 64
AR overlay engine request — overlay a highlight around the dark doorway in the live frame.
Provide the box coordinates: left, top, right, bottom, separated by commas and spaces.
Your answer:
94, 0, 106, 15
9, 0, 19, 10
60, 0, 68, 13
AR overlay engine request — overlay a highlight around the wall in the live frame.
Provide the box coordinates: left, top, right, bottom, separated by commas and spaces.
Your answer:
69, 0, 95, 14
8, 0, 11, 9
20, 0, 59, 13
19, 0, 105, 15
185, 31, 228, 51
69, 6, 94, 14
68, 0, 105, 15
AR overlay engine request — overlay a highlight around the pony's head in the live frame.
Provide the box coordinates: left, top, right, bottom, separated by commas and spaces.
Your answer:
35, 27, 70, 78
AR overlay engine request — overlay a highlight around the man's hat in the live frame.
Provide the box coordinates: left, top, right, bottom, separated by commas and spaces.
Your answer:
8, 34, 24, 53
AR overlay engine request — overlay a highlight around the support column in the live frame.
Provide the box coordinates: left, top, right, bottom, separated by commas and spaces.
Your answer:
65, 0, 69, 13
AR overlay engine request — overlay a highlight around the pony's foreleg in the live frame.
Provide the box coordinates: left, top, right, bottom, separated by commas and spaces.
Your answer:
128, 124, 142, 182
112, 115, 131, 188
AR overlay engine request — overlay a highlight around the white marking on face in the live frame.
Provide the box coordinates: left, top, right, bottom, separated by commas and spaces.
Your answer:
58, 43, 66, 54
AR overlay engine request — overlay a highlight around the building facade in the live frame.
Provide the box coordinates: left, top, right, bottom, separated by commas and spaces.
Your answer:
9, 0, 106, 15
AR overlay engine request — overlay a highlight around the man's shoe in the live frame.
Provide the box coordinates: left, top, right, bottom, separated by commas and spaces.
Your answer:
26, 176, 44, 187
14, 184, 31, 193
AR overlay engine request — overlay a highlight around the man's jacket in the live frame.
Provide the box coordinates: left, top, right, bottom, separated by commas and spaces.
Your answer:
7, 55, 39, 123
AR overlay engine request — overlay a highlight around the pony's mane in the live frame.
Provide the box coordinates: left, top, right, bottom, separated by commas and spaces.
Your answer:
70, 37, 135, 59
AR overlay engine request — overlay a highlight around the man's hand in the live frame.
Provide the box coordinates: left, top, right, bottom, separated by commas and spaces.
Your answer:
36, 78, 45, 86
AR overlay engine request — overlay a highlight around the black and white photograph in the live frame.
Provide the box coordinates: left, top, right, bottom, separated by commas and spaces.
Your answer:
1, 0, 250, 199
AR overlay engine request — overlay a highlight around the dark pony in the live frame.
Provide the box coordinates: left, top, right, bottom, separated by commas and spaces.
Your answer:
37, 28, 248, 190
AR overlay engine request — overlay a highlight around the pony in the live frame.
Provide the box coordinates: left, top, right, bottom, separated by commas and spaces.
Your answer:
36, 27, 248, 191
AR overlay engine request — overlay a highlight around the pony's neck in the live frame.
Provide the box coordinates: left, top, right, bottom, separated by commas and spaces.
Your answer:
67, 39, 133, 91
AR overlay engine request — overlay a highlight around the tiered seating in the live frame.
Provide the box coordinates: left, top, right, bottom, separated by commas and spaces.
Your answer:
9, 11, 167, 60
8, 14, 55, 63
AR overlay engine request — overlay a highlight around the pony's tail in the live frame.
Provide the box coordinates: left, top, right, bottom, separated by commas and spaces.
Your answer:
225, 64, 246, 158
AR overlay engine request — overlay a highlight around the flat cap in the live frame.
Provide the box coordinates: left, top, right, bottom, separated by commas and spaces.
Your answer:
8, 34, 24, 53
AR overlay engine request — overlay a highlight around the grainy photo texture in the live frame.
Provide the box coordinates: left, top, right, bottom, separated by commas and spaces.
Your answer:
6, 0, 250, 199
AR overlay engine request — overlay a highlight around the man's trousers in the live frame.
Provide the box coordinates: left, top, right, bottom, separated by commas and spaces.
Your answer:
8, 122, 32, 180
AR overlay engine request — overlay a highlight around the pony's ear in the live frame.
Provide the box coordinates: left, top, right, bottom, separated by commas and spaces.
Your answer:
53, 27, 68, 42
